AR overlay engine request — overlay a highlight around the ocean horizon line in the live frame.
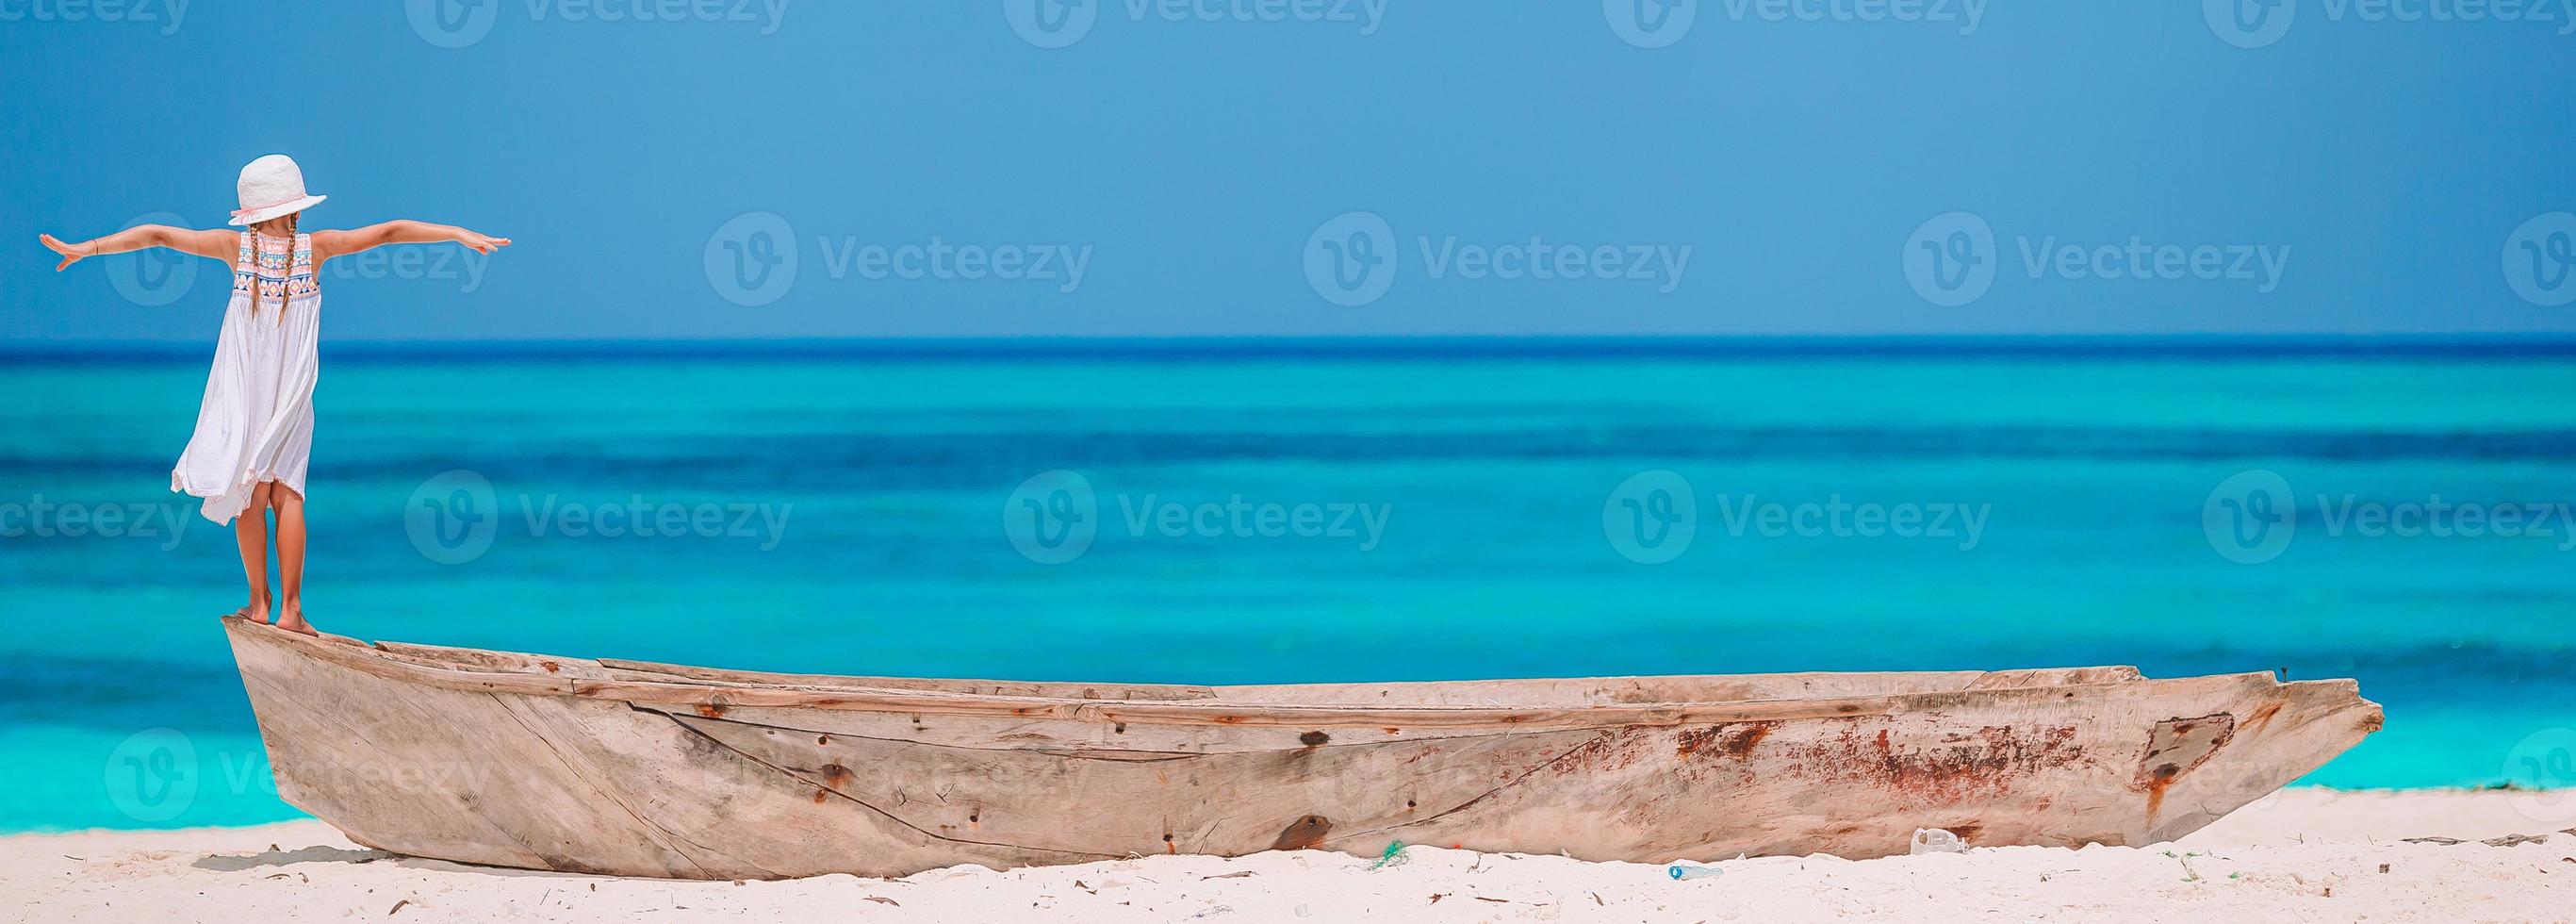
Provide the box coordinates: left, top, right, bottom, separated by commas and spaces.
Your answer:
10, 334, 2576, 364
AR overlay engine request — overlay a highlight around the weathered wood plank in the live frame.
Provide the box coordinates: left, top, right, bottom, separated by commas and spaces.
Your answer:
220, 617, 2378, 880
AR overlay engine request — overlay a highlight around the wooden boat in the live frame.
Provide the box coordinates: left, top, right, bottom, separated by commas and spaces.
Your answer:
221, 617, 2380, 880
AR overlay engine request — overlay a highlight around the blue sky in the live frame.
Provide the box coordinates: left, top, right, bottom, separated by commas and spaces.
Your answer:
5, 1, 2573, 341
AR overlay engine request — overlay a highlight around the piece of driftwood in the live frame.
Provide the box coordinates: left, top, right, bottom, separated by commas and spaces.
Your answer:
220, 617, 2379, 880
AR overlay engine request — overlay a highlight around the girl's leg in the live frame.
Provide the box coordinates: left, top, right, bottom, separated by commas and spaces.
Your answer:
271, 486, 315, 635
230, 483, 273, 622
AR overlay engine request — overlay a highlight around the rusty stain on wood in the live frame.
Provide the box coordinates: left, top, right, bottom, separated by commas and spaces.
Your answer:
2242, 701, 2283, 733
2131, 712, 2237, 823
1675, 726, 1717, 757
1766, 722, 2089, 805
2133, 716, 2235, 781
1270, 815, 1331, 850
1678, 721, 1775, 760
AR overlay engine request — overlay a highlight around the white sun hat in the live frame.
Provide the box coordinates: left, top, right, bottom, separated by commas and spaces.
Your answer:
228, 154, 327, 226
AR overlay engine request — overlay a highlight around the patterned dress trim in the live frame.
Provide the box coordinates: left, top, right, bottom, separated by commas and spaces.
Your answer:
232, 231, 320, 303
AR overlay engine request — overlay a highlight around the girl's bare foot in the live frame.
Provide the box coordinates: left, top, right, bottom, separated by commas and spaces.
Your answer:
274, 603, 318, 636
228, 597, 271, 623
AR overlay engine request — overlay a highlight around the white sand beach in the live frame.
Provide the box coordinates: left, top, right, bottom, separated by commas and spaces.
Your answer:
6, 788, 2567, 923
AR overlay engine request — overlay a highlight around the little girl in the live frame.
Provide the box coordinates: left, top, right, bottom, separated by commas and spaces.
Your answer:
41, 155, 509, 635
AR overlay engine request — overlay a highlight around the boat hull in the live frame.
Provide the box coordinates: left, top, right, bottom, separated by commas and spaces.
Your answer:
222, 619, 2380, 879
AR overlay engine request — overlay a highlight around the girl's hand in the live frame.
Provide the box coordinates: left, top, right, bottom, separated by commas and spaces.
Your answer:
40, 234, 92, 272
457, 230, 512, 255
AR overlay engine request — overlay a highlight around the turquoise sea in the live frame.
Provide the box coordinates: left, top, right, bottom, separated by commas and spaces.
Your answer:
3, 340, 2572, 832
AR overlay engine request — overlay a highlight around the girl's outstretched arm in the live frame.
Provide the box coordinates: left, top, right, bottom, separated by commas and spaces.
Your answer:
313, 222, 510, 263
40, 226, 237, 271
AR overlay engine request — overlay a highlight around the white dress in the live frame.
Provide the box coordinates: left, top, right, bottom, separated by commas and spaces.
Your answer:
171, 231, 320, 524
